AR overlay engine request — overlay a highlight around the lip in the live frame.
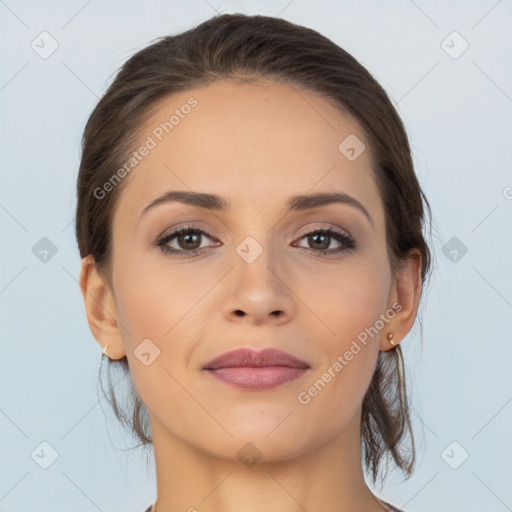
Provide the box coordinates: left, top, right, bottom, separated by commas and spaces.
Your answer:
203, 347, 310, 370
202, 348, 311, 390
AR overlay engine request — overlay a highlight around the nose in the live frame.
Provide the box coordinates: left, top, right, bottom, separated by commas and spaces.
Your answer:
222, 240, 296, 326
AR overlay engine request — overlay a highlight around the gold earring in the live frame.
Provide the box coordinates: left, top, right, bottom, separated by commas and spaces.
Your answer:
386, 333, 395, 346
102, 344, 109, 357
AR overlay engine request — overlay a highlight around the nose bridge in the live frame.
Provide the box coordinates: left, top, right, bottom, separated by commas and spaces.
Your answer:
229, 199, 281, 268
234, 231, 281, 288
222, 225, 295, 323
225, 193, 291, 271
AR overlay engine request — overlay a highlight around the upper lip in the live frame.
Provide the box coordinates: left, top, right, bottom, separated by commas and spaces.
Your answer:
203, 347, 310, 370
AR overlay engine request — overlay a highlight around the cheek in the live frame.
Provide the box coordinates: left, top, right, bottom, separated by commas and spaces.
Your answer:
110, 251, 214, 401
301, 253, 391, 400
112, 248, 207, 342
110, 257, 207, 425
307, 254, 392, 347
295, 266, 389, 433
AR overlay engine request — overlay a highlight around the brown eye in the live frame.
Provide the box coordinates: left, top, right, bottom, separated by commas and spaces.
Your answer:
175, 231, 202, 250
156, 226, 216, 255
295, 228, 355, 255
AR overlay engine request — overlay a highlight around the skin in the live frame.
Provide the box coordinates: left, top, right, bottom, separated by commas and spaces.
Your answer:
80, 78, 422, 512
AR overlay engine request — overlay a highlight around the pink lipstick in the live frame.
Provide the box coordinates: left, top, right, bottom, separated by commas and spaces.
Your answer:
202, 347, 311, 390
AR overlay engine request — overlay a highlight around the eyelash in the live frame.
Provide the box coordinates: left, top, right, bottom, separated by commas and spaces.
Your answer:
155, 224, 356, 258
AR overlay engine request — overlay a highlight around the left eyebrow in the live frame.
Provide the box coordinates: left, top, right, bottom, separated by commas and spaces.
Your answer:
140, 190, 373, 227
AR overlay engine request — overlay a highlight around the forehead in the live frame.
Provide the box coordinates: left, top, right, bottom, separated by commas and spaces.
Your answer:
113, 78, 382, 223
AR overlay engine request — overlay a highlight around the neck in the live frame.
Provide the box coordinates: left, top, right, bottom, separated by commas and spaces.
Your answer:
149, 407, 388, 512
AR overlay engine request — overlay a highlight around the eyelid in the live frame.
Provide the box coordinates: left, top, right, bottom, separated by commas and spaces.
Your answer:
156, 222, 352, 243
155, 222, 356, 257
157, 225, 218, 247
299, 222, 353, 238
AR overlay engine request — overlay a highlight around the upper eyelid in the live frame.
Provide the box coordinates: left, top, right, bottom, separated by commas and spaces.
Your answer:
158, 224, 353, 245
159, 223, 349, 235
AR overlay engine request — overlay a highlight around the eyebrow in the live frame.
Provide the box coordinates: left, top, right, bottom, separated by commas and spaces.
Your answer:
140, 190, 373, 226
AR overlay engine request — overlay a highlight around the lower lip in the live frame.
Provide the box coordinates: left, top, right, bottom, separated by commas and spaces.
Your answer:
205, 366, 310, 390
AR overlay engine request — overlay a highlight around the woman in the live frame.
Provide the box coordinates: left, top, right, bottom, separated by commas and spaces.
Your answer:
76, 13, 431, 512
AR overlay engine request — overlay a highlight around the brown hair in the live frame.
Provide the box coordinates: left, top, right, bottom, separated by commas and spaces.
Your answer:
75, 13, 432, 485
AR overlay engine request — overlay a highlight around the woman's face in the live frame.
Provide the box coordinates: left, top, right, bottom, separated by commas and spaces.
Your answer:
107, 78, 400, 460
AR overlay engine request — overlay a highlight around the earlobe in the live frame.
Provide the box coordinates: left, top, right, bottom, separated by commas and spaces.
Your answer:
380, 249, 423, 352
79, 255, 125, 359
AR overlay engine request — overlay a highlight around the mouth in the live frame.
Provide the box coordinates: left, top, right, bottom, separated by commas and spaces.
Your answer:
202, 347, 311, 390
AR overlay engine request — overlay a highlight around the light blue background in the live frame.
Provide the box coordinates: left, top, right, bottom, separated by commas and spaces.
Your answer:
1, 1, 511, 511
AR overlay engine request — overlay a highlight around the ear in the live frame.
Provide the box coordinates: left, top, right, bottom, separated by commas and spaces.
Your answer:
79, 255, 126, 359
380, 248, 423, 351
